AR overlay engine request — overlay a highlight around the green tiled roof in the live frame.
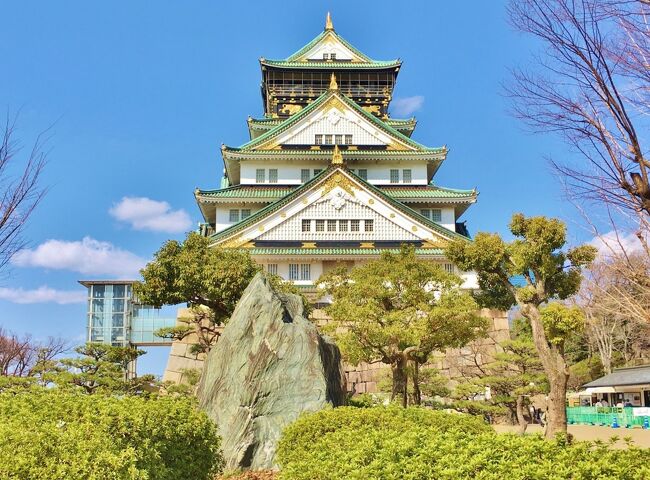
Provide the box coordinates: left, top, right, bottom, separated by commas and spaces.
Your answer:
233, 89, 432, 152
247, 247, 445, 256
223, 148, 446, 157
261, 59, 401, 69
209, 166, 470, 245
196, 184, 475, 201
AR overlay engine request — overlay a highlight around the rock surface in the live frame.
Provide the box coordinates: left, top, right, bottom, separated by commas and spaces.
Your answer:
197, 273, 346, 471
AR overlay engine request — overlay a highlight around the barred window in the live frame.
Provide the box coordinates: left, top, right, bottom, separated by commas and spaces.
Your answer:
364, 220, 374, 232
339, 220, 348, 231
229, 209, 239, 222
402, 169, 412, 183
390, 169, 399, 183
358, 169, 368, 180
351, 220, 360, 232
314, 169, 322, 176
300, 264, 311, 281
330, 53, 336, 60
431, 209, 442, 222
269, 169, 278, 184
335, 134, 343, 145
315, 134, 323, 145
324, 135, 333, 145
302, 219, 311, 232
444, 263, 454, 274
266, 264, 278, 275
420, 209, 431, 219
256, 169, 265, 183
241, 209, 251, 219
316, 220, 325, 232
344, 134, 352, 145
289, 264, 299, 280
322, 53, 329, 60
327, 220, 337, 232
301, 169, 310, 182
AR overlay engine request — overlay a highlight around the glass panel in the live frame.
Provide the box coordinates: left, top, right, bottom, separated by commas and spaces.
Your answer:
92, 299, 104, 314
92, 285, 105, 298
112, 313, 124, 327
112, 299, 125, 312
113, 284, 126, 298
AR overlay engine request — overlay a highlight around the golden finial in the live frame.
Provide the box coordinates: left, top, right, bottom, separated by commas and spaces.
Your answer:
329, 72, 338, 90
331, 144, 343, 165
325, 12, 334, 30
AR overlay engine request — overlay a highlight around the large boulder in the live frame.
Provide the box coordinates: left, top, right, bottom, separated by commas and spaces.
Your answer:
197, 273, 346, 471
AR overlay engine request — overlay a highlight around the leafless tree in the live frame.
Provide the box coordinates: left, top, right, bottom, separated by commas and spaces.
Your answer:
0, 112, 47, 273
577, 254, 650, 373
508, 0, 650, 251
0, 327, 68, 377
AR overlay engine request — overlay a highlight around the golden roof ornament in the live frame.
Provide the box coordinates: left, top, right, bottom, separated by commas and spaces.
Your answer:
331, 144, 344, 165
329, 72, 338, 90
325, 12, 334, 31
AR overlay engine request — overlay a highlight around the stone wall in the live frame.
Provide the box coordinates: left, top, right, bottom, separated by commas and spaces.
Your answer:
162, 307, 510, 393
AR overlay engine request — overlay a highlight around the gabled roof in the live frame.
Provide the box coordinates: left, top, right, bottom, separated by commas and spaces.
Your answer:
233, 88, 433, 152
209, 165, 469, 247
247, 116, 417, 140
260, 15, 400, 70
583, 365, 650, 388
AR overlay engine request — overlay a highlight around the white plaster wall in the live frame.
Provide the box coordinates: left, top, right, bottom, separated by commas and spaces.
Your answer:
240, 160, 428, 186
215, 204, 262, 232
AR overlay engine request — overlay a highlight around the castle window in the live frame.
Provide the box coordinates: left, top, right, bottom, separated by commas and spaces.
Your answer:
322, 53, 329, 60
302, 219, 311, 232
241, 209, 251, 219
300, 264, 311, 281
266, 264, 278, 275
324, 135, 333, 145
339, 220, 348, 231
431, 209, 442, 222
256, 169, 265, 183
229, 209, 240, 222
364, 220, 374, 232
289, 264, 300, 280
330, 53, 336, 60
444, 263, 454, 274
269, 169, 278, 184
420, 209, 430, 219
351, 220, 360, 232
301, 169, 310, 182
344, 134, 352, 145
316, 219, 325, 232
335, 134, 343, 145
390, 169, 399, 183
358, 169, 368, 180
315, 134, 323, 145
402, 169, 412, 183
313, 169, 322, 176
327, 220, 337, 232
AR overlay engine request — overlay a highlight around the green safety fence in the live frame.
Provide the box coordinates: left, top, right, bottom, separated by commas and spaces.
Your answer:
567, 407, 649, 428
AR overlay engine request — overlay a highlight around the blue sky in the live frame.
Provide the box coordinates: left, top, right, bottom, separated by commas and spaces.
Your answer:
0, 1, 589, 375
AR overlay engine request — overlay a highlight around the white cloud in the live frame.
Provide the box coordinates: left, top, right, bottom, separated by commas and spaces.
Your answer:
588, 230, 647, 258
109, 197, 192, 233
12, 237, 147, 277
0, 286, 86, 304
391, 96, 425, 116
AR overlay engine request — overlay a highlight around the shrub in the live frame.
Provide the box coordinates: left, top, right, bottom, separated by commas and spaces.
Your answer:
0, 388, 223, 480
276, 406, 650, 480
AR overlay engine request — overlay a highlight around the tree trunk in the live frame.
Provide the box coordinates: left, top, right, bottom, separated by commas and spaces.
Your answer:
391, 356, 408, 408
412, 361, 421, 406
516, 395, 528, 435
522, 305, 569, 439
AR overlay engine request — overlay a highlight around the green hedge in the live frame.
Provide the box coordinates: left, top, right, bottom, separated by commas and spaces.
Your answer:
0, 389, 223, 480
276, 406, 650, 480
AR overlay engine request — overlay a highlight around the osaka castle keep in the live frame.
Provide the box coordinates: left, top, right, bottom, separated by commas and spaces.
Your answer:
164, 14, 509, 388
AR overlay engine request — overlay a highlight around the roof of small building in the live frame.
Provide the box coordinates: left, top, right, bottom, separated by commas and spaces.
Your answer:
583, 365, 650, 388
